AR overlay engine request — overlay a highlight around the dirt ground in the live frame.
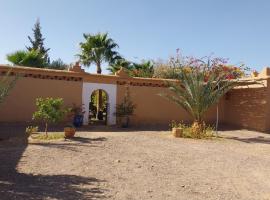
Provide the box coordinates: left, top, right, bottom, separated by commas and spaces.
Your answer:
1, 127, 270, 200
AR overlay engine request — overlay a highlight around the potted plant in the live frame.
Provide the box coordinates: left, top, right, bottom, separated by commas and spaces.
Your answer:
115, 86, 136, 128
64, 124, 76, 138
170, 121, 183, 138
172, 127, 183, 138
71, 103, 85, 128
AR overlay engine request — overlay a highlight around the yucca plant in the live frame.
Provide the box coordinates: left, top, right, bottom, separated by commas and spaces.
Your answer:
163, 58, 238, 137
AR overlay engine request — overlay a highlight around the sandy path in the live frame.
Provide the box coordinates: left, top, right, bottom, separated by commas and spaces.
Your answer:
1, 129, 270, 199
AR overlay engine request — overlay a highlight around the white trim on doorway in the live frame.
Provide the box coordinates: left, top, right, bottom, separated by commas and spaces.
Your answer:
82, 82, 117, 125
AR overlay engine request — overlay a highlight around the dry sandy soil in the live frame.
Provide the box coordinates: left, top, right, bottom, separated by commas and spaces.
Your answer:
1, 127, 270, 200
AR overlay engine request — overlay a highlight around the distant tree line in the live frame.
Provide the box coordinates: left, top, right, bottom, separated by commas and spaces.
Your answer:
6, 18, 246, 80
7, 19, 68, 70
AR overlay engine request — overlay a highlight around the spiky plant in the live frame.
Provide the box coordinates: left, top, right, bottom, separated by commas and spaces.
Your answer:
164, 59, 237, 136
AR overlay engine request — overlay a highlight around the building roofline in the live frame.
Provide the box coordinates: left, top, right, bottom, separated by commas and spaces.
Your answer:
0, 64, 269, 87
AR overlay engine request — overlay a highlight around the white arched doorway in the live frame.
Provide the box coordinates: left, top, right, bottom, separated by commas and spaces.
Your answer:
82, 83, 117, 125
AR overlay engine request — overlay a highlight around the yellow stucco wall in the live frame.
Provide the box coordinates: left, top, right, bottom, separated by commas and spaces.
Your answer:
0, 76, 82, 122
0, 64, 269, 132
116, 84, 225, 126
224, 87, 268, 131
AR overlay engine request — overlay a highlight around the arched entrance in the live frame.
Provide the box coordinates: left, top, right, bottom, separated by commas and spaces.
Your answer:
82, 83, 117, 125
89, 89, 108, 125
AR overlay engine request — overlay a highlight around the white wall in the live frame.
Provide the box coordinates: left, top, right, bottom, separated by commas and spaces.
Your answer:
82, 82, 117, 125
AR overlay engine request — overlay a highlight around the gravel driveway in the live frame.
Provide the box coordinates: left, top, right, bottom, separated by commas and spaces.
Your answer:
1, 128, 270, 200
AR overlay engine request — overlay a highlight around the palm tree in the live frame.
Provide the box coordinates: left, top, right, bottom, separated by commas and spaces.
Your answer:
78, 33, 121, 74
164, 59, 236, 136
78, 33, 121, 120
107, 59, 132, 74
7, 50, 47, 68
132, 60, 154, 77
108, 60, 154, 78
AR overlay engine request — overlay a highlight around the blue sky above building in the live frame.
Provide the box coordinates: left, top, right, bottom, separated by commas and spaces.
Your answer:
1, 0, 270, 73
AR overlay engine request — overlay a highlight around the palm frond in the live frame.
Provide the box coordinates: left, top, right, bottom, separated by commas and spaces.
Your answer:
162, 60, 237, 122
77, 33, 120, 73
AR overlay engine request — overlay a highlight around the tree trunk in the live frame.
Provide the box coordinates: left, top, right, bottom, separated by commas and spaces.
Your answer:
45, 122, 48, 137
96, 62, 103, 120
97, 62, 102, 74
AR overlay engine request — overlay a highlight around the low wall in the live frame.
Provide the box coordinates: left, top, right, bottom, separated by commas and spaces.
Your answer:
1, 64, 270, 132
0, 77, 82, 122
224, 87, 268, 131
117, 84, 225, 126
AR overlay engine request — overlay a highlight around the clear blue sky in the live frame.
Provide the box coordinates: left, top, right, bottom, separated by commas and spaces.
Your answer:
1, 0, 270, 73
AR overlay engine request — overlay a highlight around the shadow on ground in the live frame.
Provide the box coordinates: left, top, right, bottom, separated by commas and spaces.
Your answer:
0, 124, 107, 200
29, 137, 107, 152
68, 136, 107, 143
0, 122, 170, 139
0, 172, 106, 200
226, 136, 270, 144
76, 124, 170, 133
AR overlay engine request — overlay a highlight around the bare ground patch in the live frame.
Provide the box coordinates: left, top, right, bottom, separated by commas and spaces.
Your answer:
1, 129, 270, 199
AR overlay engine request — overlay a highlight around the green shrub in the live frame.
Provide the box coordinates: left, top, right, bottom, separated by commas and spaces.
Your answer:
32, 132, 64, 140
32, 97, 70, 137
91, 90, 107, 111
25, 126, 39, 137
170, 120, 215, 139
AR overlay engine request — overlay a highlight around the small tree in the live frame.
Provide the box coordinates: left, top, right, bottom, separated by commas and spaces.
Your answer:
115, 86, 136, 128
26, 19, 50, 63
48, 58, 68, 70
33, 98, 69, 137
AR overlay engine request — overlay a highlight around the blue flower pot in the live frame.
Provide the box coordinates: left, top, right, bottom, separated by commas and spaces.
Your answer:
73, 115, 83, 128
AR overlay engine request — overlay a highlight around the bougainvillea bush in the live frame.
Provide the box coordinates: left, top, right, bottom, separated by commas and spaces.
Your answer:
153, 53, 248, 80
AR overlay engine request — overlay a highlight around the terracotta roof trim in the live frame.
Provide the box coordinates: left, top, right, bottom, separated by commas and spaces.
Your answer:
1, 64, 270, 85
